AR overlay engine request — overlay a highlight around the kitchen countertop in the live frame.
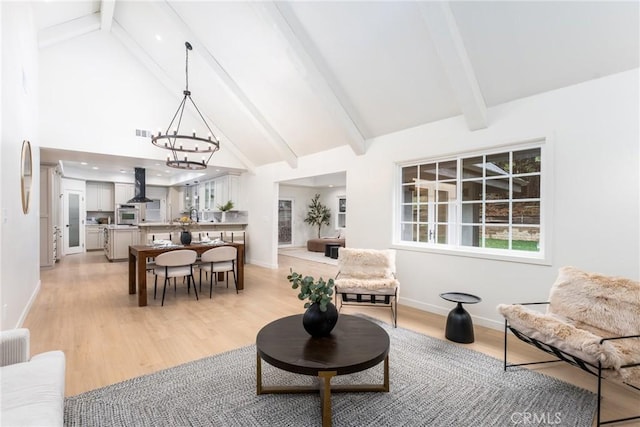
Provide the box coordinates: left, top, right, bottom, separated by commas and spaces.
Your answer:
106, 225, 139, 230
138, 222, 247, 227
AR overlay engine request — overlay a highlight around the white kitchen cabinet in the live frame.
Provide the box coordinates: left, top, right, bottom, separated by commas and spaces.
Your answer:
114, 183, 135, 205
86, 182, 114, 211
86, 225, 105, 250
40, 165, 61, 267
213, 175, 239, 211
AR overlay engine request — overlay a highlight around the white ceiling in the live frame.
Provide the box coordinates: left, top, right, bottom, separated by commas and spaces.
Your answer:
33, 0, 639, 186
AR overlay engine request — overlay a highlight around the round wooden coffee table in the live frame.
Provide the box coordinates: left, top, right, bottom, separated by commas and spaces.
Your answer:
256, 314, 390, 427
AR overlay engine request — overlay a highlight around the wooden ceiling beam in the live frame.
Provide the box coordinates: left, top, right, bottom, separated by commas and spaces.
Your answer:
419, 2, 488, 131
153, 1, 299, 169
100, 0, 115, 33
110, 22, 256, 175
257, 1, 367, 156
38, 13, 100, 49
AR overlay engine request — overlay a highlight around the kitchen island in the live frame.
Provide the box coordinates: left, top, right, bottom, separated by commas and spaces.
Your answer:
105, 225, 140, 261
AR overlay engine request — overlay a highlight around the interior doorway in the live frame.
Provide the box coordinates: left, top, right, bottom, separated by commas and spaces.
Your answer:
278, 199, 293, 246
63, 190, 84, 255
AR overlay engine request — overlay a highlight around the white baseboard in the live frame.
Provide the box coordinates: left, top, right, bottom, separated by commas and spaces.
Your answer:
16, 280, 41, 328
399, 297, 503, 331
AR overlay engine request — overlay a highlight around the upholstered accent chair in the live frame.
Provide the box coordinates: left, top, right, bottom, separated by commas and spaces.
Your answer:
334, 248, 399, 327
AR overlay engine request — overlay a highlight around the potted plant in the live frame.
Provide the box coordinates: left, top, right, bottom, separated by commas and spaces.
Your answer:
304, 193, 331, 238
287, 269, 338, 337
217, 200, 234, 222
172, 216, 198, 244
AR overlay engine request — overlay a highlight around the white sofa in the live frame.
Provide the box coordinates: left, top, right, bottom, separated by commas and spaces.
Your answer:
0, 328, 66, 426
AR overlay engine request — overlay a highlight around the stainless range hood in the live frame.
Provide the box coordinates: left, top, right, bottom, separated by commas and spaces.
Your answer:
127, 167, 154, 203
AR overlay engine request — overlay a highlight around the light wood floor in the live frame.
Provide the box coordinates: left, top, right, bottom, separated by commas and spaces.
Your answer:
27, 251, 638, 425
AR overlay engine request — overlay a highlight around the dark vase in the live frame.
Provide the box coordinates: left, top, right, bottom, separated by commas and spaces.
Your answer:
180, 231, 192, 245
302, 302, 339, 337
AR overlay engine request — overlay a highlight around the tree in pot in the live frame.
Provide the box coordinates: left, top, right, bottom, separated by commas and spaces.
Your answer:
287, 269, 338, 337
304, 193, 331, 238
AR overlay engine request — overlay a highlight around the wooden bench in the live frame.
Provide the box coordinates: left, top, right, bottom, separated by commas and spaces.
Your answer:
306, 238, 345, 253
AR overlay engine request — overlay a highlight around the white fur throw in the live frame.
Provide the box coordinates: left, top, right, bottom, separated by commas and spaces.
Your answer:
498, 266, 640, 386
335, 248, 399, 291
548, 266, 640, 337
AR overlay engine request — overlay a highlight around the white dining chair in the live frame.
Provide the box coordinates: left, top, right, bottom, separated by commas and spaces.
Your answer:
146, 233, 173, 273
153, 249, 198, 306
198, 246, 238, 298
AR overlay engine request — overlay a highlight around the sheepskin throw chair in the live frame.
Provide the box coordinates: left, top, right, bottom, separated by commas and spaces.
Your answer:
334, 248, 399, 327
498, 266, 640, 427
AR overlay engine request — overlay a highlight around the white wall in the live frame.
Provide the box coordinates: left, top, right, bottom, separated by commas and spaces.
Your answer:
1, 2, 41, 329
245, 69, 639, 329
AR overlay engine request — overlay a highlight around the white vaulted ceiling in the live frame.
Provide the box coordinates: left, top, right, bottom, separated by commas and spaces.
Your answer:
33, 0, 639, 183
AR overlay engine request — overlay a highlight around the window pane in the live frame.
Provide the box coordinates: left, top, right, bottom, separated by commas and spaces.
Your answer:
438, 160, 457, 180
437, 203, 447, 222
513, 226, 540, 252
461, 202, 482, 224
513, 175, 540, 199
402, 205, 414, 222
485, 226, 509, 249
399, 144, 543, 257
461, 225, 481, 247
418, 224, 429, 242
402, 185, 416, 203
484, 202, 509, 224
417, 187, 428, 203
401, 223, 416, 241
513, 148, 541, 174
419, 163, 436, 181
419, 204, 429, 222
437, 224, 449, 244
462, 180, 482, 201
486, 152, 510, 176
512, 201, 540, 224
462, 156, 483, 178
485, 178, 510, 200
438, 183, 457, 202
402, 166, 417, 184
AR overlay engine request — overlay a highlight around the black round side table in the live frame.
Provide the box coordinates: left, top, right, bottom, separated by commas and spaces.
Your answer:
439, 292, 482, 344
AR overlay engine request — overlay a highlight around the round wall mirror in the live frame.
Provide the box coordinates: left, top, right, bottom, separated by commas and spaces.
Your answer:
20, 140, 33, 214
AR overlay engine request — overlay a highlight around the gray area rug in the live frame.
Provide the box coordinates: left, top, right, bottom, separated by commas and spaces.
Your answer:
65, 316, 596, 426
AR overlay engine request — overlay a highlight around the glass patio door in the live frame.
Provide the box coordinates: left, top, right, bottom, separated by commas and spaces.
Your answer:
64, 190, 84, 254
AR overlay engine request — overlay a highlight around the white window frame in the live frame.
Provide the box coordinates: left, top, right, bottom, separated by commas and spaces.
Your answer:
393, 137, 553, 265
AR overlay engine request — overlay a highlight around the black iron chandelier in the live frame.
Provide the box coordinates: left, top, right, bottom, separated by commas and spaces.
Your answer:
151, 41, 220, 170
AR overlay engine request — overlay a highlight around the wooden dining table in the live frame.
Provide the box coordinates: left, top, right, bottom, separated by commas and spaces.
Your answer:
128, 242, 245, 307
